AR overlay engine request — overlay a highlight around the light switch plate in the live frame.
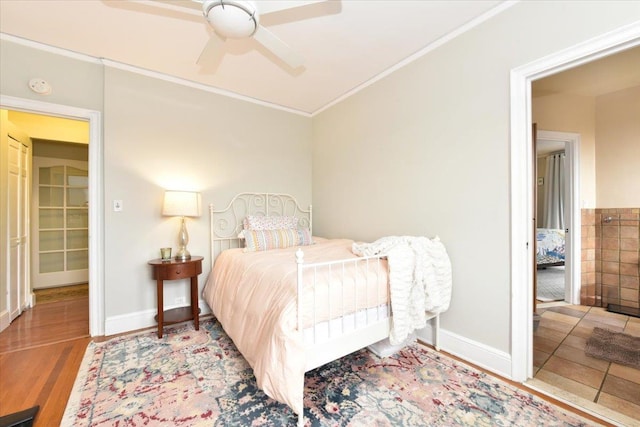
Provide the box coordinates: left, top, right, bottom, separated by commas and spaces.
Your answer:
113, 200, 123, 212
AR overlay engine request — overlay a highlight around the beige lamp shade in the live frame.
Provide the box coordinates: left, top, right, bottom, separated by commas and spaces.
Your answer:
162, 190, 201, 217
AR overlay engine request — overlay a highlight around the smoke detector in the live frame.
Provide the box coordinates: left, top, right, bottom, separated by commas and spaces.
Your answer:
28, 78, 52, 95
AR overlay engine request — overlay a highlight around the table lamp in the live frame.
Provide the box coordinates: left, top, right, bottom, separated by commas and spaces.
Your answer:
162, 190, 201, 260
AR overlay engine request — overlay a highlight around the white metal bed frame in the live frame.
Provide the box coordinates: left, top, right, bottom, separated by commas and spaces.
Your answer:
208, 192, 438, 426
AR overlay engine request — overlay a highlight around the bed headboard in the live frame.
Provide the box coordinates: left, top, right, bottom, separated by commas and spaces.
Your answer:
209, 192, 312, 265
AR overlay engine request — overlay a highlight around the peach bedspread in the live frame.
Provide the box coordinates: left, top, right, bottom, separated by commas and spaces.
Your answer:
202, 238, 388, 415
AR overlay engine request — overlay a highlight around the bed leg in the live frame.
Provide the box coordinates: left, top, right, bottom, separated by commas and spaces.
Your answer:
434, 314, 440, 351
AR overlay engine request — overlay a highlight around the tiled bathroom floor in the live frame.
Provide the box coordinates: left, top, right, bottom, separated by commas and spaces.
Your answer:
532, 303, 640, 423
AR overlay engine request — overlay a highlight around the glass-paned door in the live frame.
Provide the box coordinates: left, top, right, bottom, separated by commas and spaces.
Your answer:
31, 158, 89, 288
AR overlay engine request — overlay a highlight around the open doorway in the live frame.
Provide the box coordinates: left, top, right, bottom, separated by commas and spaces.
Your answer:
0, 110, 90, 349
8, 111, 91, 294
535, 130, 581, 307
0, 94, 104, 337
535, 139, 567, 303
510, 27, 640, 425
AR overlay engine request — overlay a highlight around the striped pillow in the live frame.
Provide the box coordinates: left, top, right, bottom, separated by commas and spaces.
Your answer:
243, 228, 313, 252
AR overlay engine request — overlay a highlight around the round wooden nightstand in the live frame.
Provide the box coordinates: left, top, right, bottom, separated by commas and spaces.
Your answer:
148, 256, 203, 338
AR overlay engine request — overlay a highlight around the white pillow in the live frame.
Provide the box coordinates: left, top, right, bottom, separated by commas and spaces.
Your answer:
243, 215, 299, 230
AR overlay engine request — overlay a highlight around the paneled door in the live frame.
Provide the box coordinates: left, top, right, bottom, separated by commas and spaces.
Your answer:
31, 158, 89, 289
7, 134, 31, 320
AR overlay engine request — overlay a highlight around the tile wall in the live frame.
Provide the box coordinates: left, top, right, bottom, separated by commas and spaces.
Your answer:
581, 208, 640, 308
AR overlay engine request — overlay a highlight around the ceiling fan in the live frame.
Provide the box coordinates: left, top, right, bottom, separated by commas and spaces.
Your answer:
178, 0, 327, 69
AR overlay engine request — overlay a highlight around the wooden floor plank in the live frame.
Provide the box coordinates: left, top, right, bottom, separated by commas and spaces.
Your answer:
0, 297, 89, 354
40, 339, 90, 425
0, 337, 90, 425
0, 295, 90, 425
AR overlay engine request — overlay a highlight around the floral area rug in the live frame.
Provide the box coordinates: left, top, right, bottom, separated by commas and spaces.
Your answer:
62, 319, 593, 426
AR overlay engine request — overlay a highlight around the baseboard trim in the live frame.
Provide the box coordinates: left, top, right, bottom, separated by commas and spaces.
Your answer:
416, 322, 512, 380
0, 309, 10, 334
104, 300, 212, 336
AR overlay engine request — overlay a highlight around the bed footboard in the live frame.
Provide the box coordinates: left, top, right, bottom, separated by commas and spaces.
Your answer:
293, 248, 441, 427
208, 194, 442, 427
294, 248, 391, 427
294, 248, 391, 369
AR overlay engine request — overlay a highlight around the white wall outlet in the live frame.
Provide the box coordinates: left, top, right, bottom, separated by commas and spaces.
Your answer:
113, 200, 123, 212
175, 296, 187, 305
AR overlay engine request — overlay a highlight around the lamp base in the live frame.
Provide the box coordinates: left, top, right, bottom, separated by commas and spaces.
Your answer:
175, 247, 191, 261
175, 216, 191, 261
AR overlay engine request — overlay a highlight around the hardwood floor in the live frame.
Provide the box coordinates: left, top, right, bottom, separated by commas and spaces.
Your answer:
0, 337, 91, 426
0, 296, 89, 353
0, 297, 90, 426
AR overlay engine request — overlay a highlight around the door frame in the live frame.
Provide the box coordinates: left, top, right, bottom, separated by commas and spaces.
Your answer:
0, 95, 104, 337
509, 24, 640, 382
537, 130, 581, 305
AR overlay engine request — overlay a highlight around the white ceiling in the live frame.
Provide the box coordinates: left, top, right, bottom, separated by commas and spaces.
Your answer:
0, 0, 507, 115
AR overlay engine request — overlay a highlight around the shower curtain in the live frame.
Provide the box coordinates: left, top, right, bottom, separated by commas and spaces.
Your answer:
543, 152, 565, 230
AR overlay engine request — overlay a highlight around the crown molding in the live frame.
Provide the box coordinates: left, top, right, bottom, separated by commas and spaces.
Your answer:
0, 33, 311, 118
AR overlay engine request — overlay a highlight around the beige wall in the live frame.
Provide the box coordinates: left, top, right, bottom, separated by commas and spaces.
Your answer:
595, 85, 640, 207
0, 40, 104, 111
8, 110, 89, 144
532, 93, 596, 208
32, 139, 89, 162
532, 85, 640, 209
102, 67, 312, 317
313, 1, 640, 353
0, 41, 313, 323
2, 0, 640, 370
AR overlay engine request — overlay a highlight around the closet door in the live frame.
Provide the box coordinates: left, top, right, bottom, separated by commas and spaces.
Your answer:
8, 136, 21, 320
32, 158, 89, 289
1, 113, 31, 331
5, 133, 31, 321
18, 139, 31, 312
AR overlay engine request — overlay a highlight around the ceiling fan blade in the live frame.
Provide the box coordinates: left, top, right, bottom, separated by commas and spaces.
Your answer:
197, 32, 226, 65
257, 0, 327, 15
252, 25, 304, 69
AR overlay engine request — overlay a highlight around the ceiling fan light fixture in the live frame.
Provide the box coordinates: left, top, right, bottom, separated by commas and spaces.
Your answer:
202, 0, 257, 39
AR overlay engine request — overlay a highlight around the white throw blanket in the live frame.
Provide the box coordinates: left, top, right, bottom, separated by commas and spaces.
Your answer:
352, 236, 452, 345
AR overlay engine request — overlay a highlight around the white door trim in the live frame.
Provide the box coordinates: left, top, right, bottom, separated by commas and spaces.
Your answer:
509, 23, 640, 382
537, 130, 581, 305
0, 95, 104, 337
